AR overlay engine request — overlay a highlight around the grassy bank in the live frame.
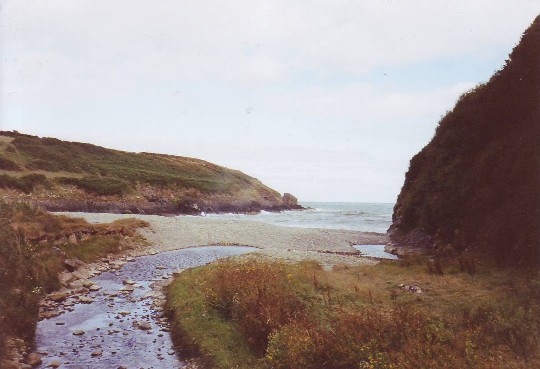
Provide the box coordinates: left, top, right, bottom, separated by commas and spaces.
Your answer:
165, 257, 540, 369
0, 202, 148, 362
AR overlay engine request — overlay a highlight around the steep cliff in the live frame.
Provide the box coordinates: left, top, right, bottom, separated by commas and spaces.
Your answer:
0, 131, 302, 214
389, 16, 540, 266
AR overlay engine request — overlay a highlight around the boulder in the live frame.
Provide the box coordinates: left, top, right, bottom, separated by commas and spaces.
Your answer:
48, 292, 69, 302
78, 296, 94, 304
67, 234, 77, 244
63, 258, 84, 272
26, 353, 42, 367
282, 193, 299, 207
82, 280, 95, 288
58, 272, 74, 286
137, 321, 152, 330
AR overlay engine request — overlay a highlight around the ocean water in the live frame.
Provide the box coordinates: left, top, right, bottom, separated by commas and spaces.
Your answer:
207, 202, 394, 233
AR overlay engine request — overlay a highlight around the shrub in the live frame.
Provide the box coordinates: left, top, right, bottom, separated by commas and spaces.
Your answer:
0, 173, 48, 193
167, 258, 540, 369
59, 176, 130, 196
59, 235, 124, 263
0, 156, 22, 171
26, 159, 64, 172
204, 260, 313, 353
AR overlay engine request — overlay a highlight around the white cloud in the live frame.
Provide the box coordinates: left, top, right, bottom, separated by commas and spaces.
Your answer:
1, 0, 538, 201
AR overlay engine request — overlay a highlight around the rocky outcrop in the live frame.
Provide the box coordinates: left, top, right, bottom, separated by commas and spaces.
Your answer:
388, 15, 540, 266
34, 197, 302, 215
282, 193, 302, 209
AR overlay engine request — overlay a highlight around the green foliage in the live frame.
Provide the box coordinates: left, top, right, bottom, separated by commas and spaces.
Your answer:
0, 202, 60, 357
392, 16, 540, 266
59, 235, 124, 263
0, 173, 48, 193
0, 155, 22, 171
203, 260, 313, 353
59, 176, 130, 196
0, 132, 279, 199
166, 259, 540, 369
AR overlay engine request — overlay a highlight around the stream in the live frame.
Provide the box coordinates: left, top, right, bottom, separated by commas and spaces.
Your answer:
35, 246, 256, 369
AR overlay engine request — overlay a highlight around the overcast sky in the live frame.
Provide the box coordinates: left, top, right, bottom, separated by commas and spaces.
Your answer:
1, 1, 538, 202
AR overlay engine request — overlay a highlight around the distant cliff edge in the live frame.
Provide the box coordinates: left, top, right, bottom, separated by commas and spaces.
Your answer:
0, 131, 303, 215
388, 15, 540, 266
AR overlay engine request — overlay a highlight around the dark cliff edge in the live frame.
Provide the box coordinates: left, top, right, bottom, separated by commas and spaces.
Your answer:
388, 15, 540, 266
0, 131, 303, 215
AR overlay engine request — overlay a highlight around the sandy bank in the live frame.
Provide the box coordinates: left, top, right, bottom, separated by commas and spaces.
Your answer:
60, 212, 387, 267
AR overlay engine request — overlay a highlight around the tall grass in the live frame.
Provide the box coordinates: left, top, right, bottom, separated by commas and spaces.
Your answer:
0, 173, 48, 193
166, 258, 540, 369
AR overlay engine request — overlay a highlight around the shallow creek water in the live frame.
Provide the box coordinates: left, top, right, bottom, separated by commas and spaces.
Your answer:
353, 244, 398, 260
35, 246, 256, 369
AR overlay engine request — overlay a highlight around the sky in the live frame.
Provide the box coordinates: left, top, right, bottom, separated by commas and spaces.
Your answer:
1, 1, 539, 203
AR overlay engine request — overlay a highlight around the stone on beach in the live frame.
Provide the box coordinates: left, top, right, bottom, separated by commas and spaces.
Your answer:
58, 272, 74, 286
26, 353, 42, 367
137, 321, 152, 330
48, 292, 69, 302
78, 296, 94, 303
63, 258, 84, 272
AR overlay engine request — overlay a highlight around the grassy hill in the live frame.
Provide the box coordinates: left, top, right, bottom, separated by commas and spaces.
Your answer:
389, 16, 540, 266
0, 131, 300, 214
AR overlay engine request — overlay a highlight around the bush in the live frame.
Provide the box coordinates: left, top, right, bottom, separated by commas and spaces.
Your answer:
0, 156, 22, 171
59, 176, 130, 196
166, 259, 540, 369
59, 235, 124, 263
204, 260, 312, 352
0, 174, 48, 193
26, 159, 64, 172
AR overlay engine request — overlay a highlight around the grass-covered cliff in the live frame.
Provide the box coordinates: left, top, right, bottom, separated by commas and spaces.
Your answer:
389, 16, 540, 266
0, 131, 300, 214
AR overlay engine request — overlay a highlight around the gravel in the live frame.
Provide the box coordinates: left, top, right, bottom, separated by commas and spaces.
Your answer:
59, 212, 388, 267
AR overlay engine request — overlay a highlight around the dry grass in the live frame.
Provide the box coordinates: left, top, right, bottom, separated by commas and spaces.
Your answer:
166, 256, 540, 369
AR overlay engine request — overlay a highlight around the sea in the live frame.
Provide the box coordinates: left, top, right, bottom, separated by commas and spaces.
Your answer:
207, 202, 394, 234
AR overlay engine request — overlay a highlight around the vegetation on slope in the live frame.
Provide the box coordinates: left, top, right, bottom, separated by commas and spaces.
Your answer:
165, 258, 540, 369
390, 15, 540, 266
0, 202, 148, 362
0, 131, 298, 213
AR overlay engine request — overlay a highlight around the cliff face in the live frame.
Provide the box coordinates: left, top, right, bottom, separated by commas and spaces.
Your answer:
389, 16, 540, 266
0, 131, 301, 214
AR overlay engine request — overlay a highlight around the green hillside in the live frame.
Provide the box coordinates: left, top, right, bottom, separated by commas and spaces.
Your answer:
389, 16, 540, 266
0, 131, 299, 214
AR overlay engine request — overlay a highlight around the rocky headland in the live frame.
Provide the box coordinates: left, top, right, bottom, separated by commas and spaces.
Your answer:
0, 131, 303, 215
